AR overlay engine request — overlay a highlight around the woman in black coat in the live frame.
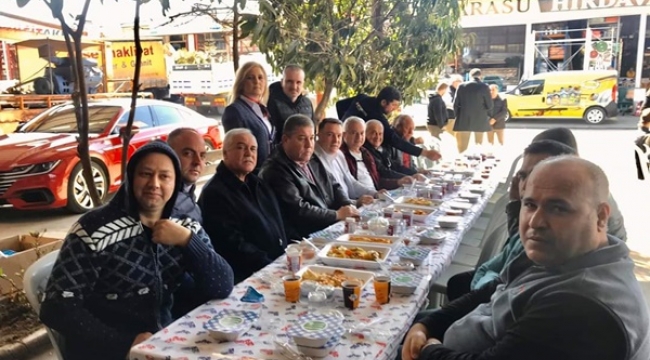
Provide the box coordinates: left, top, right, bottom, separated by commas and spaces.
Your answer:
222, 62, 275, 173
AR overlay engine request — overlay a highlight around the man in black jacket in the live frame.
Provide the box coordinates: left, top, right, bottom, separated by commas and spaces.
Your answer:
39, 142, 234, 360
339, 86, 441, 162
267, 65, 314, 144
363, 120, 420, 180
167, 128, 205, 223
400, 157, 648, 360
486, 84, 508, 146
260, 114, 359, 239
427, 82, 449, 140
199, 128, 288, 283
453, 68, 493, 153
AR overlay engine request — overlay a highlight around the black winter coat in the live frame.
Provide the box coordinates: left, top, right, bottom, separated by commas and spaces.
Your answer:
259, 147, 352, 239
453, 78, 493, 132
199, 162, 288, 283
428, 93, 448, 127
488, 95, 508, 130
340, 94, 424, 157
267, 81, 314, 144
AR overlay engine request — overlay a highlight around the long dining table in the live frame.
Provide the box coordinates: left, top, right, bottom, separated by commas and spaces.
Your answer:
129, 158, 502, 360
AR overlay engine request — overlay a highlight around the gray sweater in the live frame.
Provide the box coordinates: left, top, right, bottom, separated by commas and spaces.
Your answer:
437, 236, 650, 360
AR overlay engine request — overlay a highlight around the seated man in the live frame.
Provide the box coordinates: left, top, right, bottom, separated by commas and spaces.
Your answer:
199, 129, 289, 283
314, 118, 377, 207
40, 142, 234, 360
341, 117, 414, 190
260, 114, 359, 239
167, 127, 206, 223
402, 156, 650, 360
363, 120, 425, 181
387, 114, 428, 176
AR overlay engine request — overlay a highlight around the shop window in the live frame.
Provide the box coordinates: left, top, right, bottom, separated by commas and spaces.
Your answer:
169, 35, 187, 51
489, 45, 506, 52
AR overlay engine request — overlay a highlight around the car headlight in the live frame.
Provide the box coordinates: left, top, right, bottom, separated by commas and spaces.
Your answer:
19, 160, 61, 174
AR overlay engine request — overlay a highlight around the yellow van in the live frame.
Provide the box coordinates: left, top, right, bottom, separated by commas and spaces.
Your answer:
502, 70, 618, 124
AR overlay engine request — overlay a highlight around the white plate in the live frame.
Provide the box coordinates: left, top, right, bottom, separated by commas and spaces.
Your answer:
336, 233, 403, 249
394, 196, 442, 211
396, 246, 431, 266
391, 271, 428, 294
318, 242, 391, 270
295, 265, 375, 297
448, 201, 473, 211
459, 193, 481, 203
466, 185, 486, 194
287, 314, 345, 348
437, 216, 462, 228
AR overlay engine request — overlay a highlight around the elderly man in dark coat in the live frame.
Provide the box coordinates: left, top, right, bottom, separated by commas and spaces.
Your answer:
199, 128, 288, 283
453, 68, 493, 153
487, 84, 508, 146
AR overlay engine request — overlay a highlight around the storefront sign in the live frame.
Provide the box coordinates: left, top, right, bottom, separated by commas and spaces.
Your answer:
462, 0, 650, 16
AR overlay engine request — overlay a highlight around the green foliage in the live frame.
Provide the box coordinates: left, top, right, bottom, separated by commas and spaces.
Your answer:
245, 0, 464, 105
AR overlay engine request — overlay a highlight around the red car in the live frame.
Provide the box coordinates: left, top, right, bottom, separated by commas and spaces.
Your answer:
0, 99, 222, 213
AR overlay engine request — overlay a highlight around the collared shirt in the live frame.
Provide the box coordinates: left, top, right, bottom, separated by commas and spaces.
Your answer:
349, 150, 375, 189
240, 95, 273, 133
314, 144, 374, 199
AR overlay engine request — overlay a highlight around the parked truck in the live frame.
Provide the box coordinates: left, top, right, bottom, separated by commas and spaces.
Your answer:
169, 51, 279, 115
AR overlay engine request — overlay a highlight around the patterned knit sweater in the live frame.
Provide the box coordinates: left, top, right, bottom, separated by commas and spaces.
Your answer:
39, 142, 234, 360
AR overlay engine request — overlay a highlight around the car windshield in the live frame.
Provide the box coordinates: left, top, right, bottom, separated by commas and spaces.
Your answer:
23, 105, 122, 134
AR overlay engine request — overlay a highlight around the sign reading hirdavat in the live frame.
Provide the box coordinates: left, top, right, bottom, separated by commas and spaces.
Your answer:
462, 0, 650, 16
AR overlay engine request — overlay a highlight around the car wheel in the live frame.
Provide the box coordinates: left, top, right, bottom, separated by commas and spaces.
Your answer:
205, 140, 215, 151
583, 107, 606, 124
66, 161, 108, 213
504, 110, 512, 123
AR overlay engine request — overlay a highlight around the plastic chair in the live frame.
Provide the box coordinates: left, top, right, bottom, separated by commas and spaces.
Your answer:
23, 250, 66, 360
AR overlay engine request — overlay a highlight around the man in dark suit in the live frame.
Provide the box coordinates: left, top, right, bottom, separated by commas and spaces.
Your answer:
453, 68, 493, 153
487, 84, 508, 146
260, 114, 359, 239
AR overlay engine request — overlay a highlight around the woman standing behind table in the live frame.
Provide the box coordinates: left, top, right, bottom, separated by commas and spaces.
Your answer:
222, 62, 274, 173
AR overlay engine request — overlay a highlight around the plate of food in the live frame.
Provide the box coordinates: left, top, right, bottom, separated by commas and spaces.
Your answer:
317, 242, 391, 269
336, 234, 403, 248
287, 313, 346, 348
296, 265, 374, 297
396, 246, 431, 266
459, 192, 481, 203
394, 196, 442, 211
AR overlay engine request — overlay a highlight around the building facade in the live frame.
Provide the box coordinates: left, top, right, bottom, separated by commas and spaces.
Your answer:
460, 0, 650, 88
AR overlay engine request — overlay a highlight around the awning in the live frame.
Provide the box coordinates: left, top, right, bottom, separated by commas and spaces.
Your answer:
147, 14, 230, 36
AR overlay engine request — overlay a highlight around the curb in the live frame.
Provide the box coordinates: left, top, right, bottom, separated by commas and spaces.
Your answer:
0, 327, 51, 360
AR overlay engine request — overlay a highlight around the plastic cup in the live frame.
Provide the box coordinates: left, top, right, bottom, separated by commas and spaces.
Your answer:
373, 275, 391, 305
342, 280, 361, 310
283, 275, 301, 303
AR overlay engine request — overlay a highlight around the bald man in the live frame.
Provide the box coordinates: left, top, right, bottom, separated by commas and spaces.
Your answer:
401, 156, 650, 360
167, 128, 206, 223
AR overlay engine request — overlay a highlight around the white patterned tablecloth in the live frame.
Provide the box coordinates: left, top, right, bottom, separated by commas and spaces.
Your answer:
130, 169, 500, 360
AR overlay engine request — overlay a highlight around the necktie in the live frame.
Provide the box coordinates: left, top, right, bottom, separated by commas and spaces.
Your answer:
402, 152, 411, 168
300, 163, 315, 183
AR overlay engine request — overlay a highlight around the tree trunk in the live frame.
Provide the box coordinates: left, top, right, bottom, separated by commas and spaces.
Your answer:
314, 78, 335, 125
232, 3, 240, 72
121, 0, 144, 179
72, 35, 102, 207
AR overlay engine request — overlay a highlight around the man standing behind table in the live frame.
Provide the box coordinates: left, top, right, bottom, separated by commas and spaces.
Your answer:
453, 68, 493, 153
427, 82, 449, 140
267, 64, 314, 144
260, 114, 359, 239
39, 142, 234, 360
314, 118, 377, 207
486, 84, 508, 146
341, 117, 413, 191
199, 128, 288, 283
166, 128, 206, 222
401, 156, 650, 360
340, 86, 442, 162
